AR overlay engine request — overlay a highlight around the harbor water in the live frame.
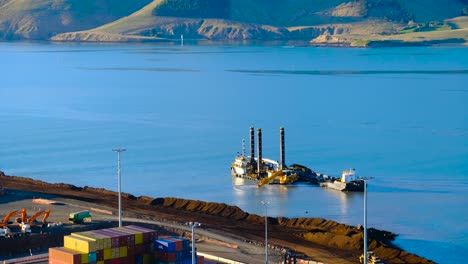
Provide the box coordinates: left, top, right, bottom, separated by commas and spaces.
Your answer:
0, 42, 467, 263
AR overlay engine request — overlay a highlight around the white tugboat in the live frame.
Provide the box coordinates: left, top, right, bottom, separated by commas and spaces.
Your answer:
319, 168, 365, 191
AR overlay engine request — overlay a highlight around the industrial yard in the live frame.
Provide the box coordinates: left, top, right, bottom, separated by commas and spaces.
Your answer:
0, 188, 283, 264
0, 172, 435, 264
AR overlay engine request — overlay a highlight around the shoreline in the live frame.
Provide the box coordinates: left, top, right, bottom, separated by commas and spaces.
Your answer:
0, 171, 434, 264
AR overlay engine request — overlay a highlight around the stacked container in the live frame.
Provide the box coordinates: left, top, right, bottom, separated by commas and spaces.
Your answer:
154, 236, 204, 264
49, 225, 157, 264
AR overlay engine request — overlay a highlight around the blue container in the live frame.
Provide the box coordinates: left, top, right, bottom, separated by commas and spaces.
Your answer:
88, 252, 97, 263
154, 238, 176, 252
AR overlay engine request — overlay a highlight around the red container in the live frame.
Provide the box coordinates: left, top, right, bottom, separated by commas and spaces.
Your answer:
133, 244, 145, 255
155, 251, 176, 262
96, 249, 104, 261
161, 236, 183, 251
197, 255, 205, 264
105, 228, 133, 247
127, 245, 135, 257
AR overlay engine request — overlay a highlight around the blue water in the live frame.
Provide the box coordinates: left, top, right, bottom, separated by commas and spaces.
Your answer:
0, 42, 467, 263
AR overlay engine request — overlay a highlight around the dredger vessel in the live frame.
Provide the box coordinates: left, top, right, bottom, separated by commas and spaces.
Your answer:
230, 127, 365, 191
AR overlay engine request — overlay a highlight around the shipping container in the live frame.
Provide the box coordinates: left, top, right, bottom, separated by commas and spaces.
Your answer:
123, 225, 157, 243
154, 238, 176, 252
109, 228, 135, 246
119, 246, 128, 258
96, 250, 104, 261
103, 248, 113, 260
154, 251, 176, 262
93, 229, 122, 248
101, 228, 131, 247
118, 227, 144, 245
64, 235, 97, 253
142, 253, 153, 264
80, 252, 88, 264
88, 252, 97, 263
49, 247, 82, 264
197, 255, 205, 264
72, 231, 110, 250
161, 237, 184, 251
133, 244, 145, 255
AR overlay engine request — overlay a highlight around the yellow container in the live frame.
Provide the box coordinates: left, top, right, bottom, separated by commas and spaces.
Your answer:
72, 232, 105, 251
64, 235, 97, 253
97, 262, 104, 264
103, 248, 112, 260
81, 253, 88, 264
85, 231, 113, 248
119, 246, 127, 257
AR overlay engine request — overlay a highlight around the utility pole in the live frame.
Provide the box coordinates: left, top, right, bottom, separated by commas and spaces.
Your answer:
363, 180, 368, 264
186, 222, 201, 264
261, 201, 270, 264
112, 148, 126, 227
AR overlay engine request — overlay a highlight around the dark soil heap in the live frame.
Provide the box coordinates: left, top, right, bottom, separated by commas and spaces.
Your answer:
0, 172, 434, 264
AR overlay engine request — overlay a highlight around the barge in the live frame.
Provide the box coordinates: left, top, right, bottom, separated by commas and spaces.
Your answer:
230, 127, 365, 191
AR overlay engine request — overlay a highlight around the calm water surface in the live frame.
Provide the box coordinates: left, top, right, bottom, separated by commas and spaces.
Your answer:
0, 42, 467, 263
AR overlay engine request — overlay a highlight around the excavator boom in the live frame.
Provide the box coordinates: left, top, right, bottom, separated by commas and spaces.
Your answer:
27, 210, 51, 226
1, 208, 26, 226
257, 170, 284, 187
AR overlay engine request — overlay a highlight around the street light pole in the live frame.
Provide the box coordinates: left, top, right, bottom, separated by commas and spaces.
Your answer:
187, 221, 201, 264
261, 201, 270, 264
363, 180, 368, 264
112, 148, 126, 227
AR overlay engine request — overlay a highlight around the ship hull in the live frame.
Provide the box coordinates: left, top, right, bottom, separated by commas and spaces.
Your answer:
320, 180, 364, 192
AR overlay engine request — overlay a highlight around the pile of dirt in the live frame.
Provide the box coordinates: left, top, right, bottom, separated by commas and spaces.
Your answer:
0, 173, 434, 264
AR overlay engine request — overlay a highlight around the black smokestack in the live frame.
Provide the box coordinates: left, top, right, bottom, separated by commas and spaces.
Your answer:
280, 127, 285, 170
250, 126, 255, 163
257, 128, 262, 175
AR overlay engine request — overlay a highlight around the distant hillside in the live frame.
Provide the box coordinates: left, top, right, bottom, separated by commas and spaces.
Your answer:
0, 0, 152, 40
1, 0, 467, 46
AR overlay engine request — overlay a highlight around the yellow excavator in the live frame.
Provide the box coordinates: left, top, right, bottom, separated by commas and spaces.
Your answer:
257, 170, 298, 187
257, 170, 283, 187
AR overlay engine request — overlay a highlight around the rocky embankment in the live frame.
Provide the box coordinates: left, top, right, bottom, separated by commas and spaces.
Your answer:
0, 172, 434, 264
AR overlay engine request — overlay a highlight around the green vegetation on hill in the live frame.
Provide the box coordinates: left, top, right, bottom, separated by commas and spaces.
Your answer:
153, 0, 230, 19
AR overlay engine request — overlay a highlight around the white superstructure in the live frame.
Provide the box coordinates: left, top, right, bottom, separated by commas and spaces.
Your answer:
341, 169, 357, 183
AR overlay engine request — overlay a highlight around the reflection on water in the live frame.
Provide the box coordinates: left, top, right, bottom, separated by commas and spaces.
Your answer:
231, 176, 363, 219
322, 188, 362, 217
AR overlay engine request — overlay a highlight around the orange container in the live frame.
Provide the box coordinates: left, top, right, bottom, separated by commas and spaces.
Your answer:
49, 247, 81, 264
